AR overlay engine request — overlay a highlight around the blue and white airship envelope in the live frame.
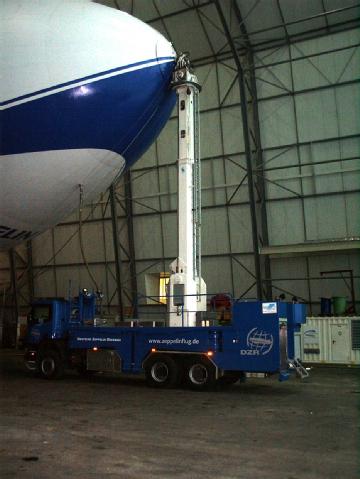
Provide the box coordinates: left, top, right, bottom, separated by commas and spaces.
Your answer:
0, 0, 177, 249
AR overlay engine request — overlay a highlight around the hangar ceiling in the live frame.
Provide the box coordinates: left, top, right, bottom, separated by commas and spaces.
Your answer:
97, 0, 360, 58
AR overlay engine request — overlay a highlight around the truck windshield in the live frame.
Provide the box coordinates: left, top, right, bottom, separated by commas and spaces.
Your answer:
29, 305, 51, 325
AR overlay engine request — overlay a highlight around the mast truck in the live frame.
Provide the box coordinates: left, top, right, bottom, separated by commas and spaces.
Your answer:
24, 55, 308, 389
24, 290, 307, 390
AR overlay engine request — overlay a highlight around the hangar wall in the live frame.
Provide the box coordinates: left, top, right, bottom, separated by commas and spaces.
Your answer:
1, 1, 359, 320
30, 27, 360, 315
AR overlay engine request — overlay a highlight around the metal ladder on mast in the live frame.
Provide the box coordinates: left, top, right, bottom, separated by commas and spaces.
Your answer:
192, 87, 201, 288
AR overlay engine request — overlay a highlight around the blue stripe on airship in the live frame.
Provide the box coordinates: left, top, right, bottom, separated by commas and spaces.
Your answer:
1, 60, 176, 168
0, 57, 175, 107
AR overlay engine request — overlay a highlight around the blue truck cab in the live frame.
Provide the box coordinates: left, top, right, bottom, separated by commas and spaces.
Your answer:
24, 291, 97, 373
24, 292, 307, 390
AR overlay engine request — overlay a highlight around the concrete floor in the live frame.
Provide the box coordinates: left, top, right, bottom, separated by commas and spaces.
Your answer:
0, 351, 359, 479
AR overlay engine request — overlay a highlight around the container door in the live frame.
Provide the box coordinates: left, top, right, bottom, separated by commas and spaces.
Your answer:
330, 324, 350, 363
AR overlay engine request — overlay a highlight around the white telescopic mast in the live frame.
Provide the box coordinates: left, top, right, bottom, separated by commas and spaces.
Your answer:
168, 54, 206, 327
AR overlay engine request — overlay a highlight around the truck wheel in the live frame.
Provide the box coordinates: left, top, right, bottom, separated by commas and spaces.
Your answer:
39, 350, 64, 380
145, 355, 180, 389
185, 357, 216, 391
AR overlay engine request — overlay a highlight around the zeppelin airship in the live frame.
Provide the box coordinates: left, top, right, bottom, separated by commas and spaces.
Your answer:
0, 0, 177, 249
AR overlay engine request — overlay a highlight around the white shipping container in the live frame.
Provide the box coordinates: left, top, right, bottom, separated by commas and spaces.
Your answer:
301, 316, 360, 366
294, 332, 302, 360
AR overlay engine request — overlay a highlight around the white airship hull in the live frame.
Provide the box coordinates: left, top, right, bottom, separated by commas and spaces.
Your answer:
0, 0, 176, 249
0, 149, 125, 242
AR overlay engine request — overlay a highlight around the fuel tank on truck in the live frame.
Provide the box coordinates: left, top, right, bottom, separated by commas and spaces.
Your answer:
0, 0, 177, 249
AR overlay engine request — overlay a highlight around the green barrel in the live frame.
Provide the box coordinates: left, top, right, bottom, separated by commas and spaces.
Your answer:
332, 296, 347, 315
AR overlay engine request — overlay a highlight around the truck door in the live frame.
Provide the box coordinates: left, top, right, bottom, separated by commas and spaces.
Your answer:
26, 303, 53, 344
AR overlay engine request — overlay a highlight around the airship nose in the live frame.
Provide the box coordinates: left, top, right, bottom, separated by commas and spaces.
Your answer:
155, 37, 177, 79
156, 35, 176, 60
120, 35, 177, 166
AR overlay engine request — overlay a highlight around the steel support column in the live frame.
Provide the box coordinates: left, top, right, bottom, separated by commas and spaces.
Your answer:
110, 174, 139, 319
232, 0, 272, 299
8, 248, 19, 347
215, 0, 263, 299
109, 183, 124, 320
124, 171, 138, 317
26, 240, 34, 301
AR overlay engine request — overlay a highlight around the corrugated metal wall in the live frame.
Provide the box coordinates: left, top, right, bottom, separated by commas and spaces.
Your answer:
1, 3, 359, 319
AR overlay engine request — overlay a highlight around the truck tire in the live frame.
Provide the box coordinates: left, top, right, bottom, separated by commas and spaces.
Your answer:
185, 357, 216, 391
38, 350, 64, 380
145, 355, 180, 389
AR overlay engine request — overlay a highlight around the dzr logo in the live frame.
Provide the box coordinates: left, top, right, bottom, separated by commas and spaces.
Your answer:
246, 328, 274, 355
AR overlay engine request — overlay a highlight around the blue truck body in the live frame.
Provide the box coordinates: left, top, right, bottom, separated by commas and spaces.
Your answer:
24, 292, 306, 389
